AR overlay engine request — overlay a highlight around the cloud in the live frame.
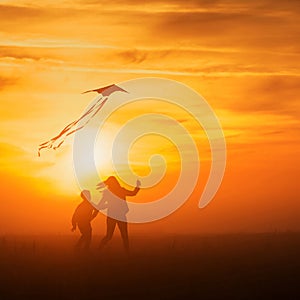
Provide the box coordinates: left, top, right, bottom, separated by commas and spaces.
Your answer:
0, 75, 18, 90
235, 76, 300, 115
117, 49, 148, 64
149, 2, 300, 52
1, 1, 299, 57
187, 74, 300, 119
0, 1, 299, 120
0, 3, 86, 20
74, 0, 300, 15
0, 4, 42, 19
3, 44, 298, 79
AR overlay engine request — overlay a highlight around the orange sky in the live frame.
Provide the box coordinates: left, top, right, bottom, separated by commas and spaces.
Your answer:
0, 0, 299, 235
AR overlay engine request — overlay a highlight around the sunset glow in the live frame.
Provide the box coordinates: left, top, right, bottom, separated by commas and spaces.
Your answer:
1, 0, 299, 234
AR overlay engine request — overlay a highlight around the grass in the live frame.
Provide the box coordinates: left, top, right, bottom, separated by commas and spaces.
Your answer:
0, 233, 300, 299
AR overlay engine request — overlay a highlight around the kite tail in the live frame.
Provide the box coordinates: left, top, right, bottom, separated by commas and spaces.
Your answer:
38, 96, 107, 156
38, 136, 66, 156
65, 98, 108, 137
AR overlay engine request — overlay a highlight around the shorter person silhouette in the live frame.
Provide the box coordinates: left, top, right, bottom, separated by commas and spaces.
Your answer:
97, 176, 141, 253
71, 190, 98, 251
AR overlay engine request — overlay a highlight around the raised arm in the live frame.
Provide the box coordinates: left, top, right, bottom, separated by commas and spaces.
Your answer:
124, 179, 141, 196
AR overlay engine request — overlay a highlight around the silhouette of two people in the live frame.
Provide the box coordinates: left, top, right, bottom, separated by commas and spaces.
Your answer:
71, 177, 140, 252
71, 190, 98, 251
97, 176, 141, 253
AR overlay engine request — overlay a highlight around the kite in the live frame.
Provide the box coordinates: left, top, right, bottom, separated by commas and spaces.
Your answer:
81, 84, 127, 96
38, 84, 128, 156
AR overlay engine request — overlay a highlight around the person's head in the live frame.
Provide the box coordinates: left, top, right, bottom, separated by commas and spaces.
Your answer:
80, 190, 91, 202
104, 176, 120, 190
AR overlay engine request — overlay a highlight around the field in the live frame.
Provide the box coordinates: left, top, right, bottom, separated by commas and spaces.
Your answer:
0, 233, 300, 299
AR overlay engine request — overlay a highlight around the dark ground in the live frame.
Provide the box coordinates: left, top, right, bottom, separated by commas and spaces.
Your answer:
0, 233, 300, 299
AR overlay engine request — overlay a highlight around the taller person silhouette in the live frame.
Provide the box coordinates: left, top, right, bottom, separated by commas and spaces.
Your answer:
97, 176, 141, 253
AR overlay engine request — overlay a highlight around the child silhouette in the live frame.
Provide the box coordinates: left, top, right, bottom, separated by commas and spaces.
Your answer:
71, 190, 98, 251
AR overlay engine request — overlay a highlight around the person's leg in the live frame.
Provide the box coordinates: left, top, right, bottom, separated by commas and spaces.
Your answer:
99, 217, 116, 249
75, 234, 84, 250
76, 224, 86, 250
117, 221, 129, 253
83, 225, 92, 251
77, 223, 91, 251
